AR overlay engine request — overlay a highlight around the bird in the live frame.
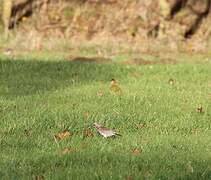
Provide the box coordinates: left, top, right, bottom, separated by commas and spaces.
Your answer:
93, 122, 120, 138
109, 78, 123, 95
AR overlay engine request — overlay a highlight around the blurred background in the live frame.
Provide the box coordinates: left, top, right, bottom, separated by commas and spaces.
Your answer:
0, 0, 211, 55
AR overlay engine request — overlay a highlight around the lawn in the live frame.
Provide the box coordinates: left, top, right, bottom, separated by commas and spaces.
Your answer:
0, 55, 211, 179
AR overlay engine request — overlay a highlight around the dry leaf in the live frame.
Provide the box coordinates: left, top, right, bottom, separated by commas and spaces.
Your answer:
83, 112, 90, 120
83, 128, 94, 138
97, 90, 104, 97
54, 130, 71, 140
131, 148, 142, 156
196, 106, 203, 113
136, 123, 146, 129
62, 147, 75, 154
168, 78, 175, 85
24, 129, 31, 137
127, 175, 133, 180
191, 128, 200, 135
35, 175, 45, 180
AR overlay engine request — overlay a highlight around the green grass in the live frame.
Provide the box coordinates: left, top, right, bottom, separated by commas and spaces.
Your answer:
0, 56, 211, 179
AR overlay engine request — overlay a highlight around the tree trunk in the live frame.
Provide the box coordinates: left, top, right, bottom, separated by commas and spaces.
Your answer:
2, 0, 12, 38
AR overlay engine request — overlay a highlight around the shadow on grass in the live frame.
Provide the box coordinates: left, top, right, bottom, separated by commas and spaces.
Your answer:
0, 58, 130, 98
1, 150, 211, 179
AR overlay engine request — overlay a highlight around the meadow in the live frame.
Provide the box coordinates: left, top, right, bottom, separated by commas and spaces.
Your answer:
0, 54, 211, 179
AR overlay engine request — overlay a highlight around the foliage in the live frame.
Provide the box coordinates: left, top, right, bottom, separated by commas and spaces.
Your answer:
1, 0, 211, 52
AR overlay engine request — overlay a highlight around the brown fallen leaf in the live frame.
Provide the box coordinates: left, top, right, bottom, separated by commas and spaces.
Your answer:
196, 106, 203, 113
35, 175, 45, 180
127, 175, 133, 180
83, 111, 90, 120
62, 147, 75, 154
24, 129, 32, 137
136, 123, 146, 129
97, 90, 104, 97
168, 78, 175, 85
131, 148, 142, 156
54, 130, 71, 141
191, 128, 200, 135
83, 128, 94, 138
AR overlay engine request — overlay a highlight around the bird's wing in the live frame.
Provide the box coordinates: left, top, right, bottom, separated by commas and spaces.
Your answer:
98, 129, 116, 137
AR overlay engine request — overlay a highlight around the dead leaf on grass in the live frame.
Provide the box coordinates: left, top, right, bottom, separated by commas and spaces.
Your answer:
136, 123, 146, 129
168, 78, 175, 85
191, 128, 200, 135
131, 148, 142, 156
83, 111, 90, 120
196, 106, 203, 113
54, 130, 71, 141
83, 128, 94, 138
62, 147, 75, 154
97, 90, 104, 97
35, 175, 45, 180
127, 175, 133, 180
24, 129, 32, 137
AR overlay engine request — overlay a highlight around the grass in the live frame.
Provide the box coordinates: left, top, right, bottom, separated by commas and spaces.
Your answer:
0, 54, 211, 179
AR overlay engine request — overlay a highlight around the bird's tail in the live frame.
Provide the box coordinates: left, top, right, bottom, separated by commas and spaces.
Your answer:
115, 132, 121, 136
